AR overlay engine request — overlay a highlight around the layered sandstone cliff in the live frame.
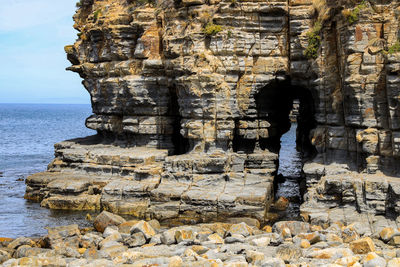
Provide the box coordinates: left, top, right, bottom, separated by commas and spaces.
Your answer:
26, 0, 400, 225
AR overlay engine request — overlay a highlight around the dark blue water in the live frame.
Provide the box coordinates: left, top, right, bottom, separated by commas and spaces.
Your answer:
276, 123, 303, 219
278, 123, 302, 178
0, 104, 95, 238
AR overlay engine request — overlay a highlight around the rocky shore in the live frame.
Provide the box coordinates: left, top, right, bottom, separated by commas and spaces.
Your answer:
26, 0, 400, 225
8, 0, 400, 264
1, 211, 400, 266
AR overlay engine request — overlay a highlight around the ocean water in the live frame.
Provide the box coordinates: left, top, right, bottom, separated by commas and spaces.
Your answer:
0, 104, 95, 238
278, 123, 302, 178
276, 123, 303, 219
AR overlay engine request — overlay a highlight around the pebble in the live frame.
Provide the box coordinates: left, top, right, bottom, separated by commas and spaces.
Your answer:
1, 211, 400, 266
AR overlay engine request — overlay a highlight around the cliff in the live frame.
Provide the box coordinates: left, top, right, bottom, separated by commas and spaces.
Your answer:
26, 0, 400, 225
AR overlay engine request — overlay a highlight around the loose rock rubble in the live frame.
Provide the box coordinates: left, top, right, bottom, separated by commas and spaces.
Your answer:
2, 211, 400, 266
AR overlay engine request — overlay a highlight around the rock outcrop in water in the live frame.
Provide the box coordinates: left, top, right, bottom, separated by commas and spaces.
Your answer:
26, 0, 400, 225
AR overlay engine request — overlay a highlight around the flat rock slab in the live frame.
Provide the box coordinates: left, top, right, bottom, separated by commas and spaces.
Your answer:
41, 194, 101, 211
47, 178, 92, 194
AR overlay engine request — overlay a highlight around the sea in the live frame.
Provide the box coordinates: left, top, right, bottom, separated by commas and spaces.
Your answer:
0, 103, 302, 238
276, 122, 303, 219
0, 104, 95, 238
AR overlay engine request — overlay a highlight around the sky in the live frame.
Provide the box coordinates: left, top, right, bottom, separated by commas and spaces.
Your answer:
0, 0, 90, 104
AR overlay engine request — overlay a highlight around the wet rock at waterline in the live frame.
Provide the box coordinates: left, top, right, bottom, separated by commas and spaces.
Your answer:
2, 212, 400, 266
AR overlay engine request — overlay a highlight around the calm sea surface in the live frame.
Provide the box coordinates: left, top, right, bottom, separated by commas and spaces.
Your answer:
0, 104, 95, 238
0, 104, 301, 237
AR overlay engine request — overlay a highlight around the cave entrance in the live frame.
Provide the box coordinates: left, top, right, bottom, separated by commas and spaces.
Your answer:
168, 85, 189, 155
255, 79, 316, 219
255, 79, 316, 156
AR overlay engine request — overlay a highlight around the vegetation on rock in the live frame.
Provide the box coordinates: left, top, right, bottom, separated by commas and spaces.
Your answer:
343, 0, 368, 25
387, 40, 400, 54
203, 22, 223, 36
93, 9, 102, 22
304, 21, 322, 59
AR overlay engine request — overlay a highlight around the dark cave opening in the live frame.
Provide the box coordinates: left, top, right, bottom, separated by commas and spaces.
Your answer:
232, 79, 317, 159
255, 79, 317, 219
168, 86, 190, 155
232, 120, 257, 154
255, 79, 317, 158
255, 79, 293, 153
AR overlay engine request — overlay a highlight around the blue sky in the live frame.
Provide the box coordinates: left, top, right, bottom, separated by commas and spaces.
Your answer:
0, 0, 89, 104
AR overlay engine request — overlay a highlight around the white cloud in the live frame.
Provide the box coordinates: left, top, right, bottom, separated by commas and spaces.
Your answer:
0, 0, 75, 32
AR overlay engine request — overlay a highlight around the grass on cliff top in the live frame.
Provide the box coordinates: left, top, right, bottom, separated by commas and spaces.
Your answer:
304, 21, 322, 59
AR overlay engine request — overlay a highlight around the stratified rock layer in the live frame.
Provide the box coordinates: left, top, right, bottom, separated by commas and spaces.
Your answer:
27, 0, 400, 223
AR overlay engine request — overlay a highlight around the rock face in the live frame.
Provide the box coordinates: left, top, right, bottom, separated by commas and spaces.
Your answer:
26, 0, 400, 223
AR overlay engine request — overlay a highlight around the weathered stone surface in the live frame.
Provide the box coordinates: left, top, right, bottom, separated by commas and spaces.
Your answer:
273, 221, 310, 236
45, 224, 81, 250
363, 252, 386, 267
93, 211, 126, 233
7, 237, 35, 250
306, 248, 353, 260
14, 246, 49, 259
0, 249, 11, 264
124, 232, 146, 248
227, 223, 254, 238
276, 244, 303, 262
81, 233, 103, 249
130, 220, 156, 241
380, 227, 396, 243
350, 237, 375, 254
161, 229, 176, 245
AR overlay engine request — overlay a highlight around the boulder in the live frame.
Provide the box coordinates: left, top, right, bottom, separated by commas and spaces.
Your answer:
93, 211, 126, 233
7, 237, 35, 250
276, 243, 302, 262
350, 237, 375, 254
130, 221, 156, 241
227, 223, 253, 237
45, 224, 81, 249
124, 232, 146, 248
272, 221, 310, 236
